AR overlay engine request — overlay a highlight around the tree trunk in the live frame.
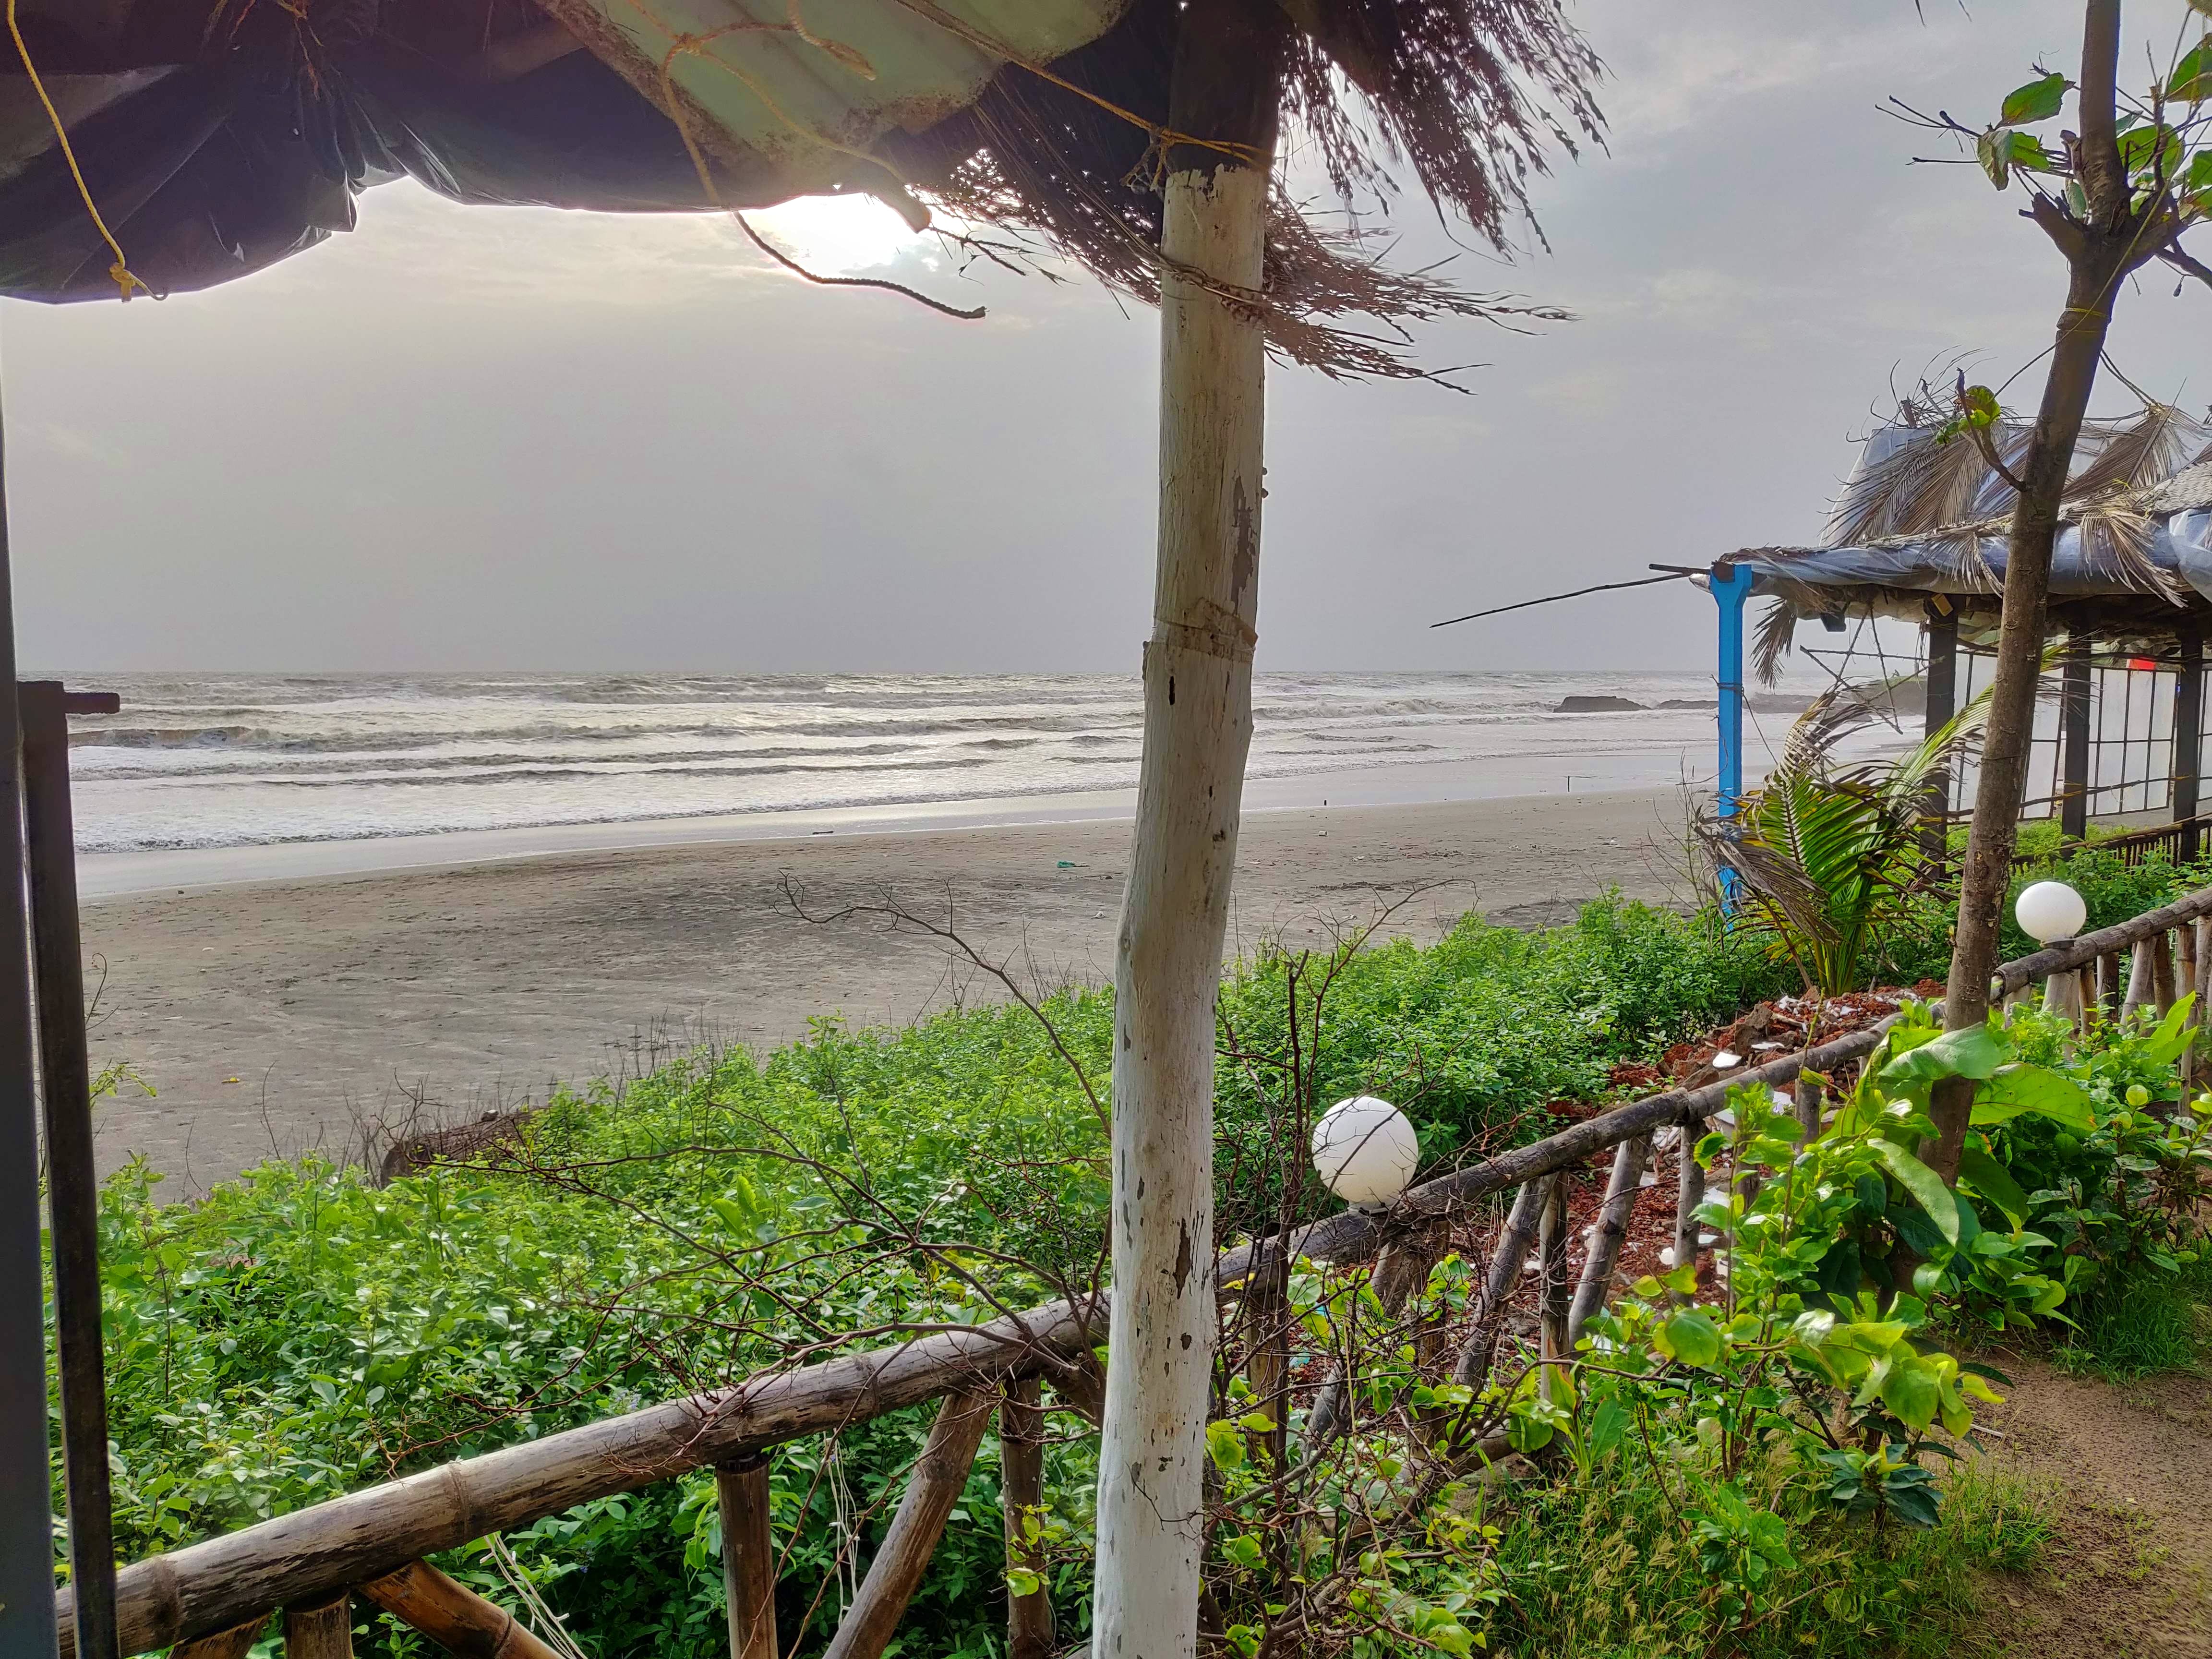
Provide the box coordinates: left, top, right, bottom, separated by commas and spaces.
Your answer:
1932, 0, 2138, 1183
1094, 3, 1286, 1650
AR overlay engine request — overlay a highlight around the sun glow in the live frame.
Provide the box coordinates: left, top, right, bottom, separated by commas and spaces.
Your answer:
745, 192, 927, 276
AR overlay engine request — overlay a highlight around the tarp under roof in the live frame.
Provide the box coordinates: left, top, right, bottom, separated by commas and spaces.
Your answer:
0, 0, 1134, 301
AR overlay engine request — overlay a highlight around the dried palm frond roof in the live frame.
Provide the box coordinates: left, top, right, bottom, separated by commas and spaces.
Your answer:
0, 0, 1601, 376
1731, 404, 2212, 684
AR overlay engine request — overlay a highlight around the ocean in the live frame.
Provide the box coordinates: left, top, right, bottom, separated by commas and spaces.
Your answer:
56, 671, 1749, 854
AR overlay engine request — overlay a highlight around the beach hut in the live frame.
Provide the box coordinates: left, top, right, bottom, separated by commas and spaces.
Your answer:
0, 4, 1599, 1654
1703, 411, 2212, 853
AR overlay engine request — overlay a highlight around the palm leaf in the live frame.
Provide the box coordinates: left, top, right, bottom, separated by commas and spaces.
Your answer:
2067, 401, 2200, 497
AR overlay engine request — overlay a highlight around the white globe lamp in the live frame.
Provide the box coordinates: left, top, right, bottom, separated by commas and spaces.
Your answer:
2016, 880, 2088, 1025
2016, 880, 2087, 944
1311, 1094, 1420, 1212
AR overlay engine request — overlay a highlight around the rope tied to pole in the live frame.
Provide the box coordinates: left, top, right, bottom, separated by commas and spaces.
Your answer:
6, 0, 155, 301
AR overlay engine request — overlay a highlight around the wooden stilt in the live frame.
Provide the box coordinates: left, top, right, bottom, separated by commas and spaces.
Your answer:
1673, 1125, 1708, 1303
1238, 1243, 1289, 1467
1537, 1180, 1570, 1394
2097, 951, 2120, 1016
357, 1560, 562, 1659
1567, 1132, 1650, 1344
2124, 941, 2156, 1022
999, 1381, 1053, 1659
715, 1455, 777, 1659
2153, 930, 2178, 1018
822, 1391, 995, 1659
284, 1593, 354, 1659
168, 1618, 266, 1659
1451, 1178, 1552, 1392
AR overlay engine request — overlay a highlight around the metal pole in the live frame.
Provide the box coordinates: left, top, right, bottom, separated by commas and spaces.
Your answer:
2175, 624, 2202, 861
0, 359, 61, 1658
23, 683, 121, 1659
1921, 602, 1959, 863
2061, 634, 2092, 842
1709, 561, 1755, 909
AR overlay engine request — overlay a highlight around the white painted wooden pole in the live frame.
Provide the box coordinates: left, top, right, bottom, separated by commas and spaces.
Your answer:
1094, 4, 1284, 1653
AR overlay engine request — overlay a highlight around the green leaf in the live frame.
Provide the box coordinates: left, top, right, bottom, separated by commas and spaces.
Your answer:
1881, 1358, 1941, 1432
1873, 1141, 1959, 1245
1880, 1021, 2011, 1090
2170, 41, 2211, 104
1971, 1064, 2096, 1132
1655, 1310, 1724, 1370
1999, 71, 2070, 126
1957, 1147, 2031, 1228
1006, 1568, 1043, 1597
1205, 1419, 1246, 1472
1978, 128, 2011, 189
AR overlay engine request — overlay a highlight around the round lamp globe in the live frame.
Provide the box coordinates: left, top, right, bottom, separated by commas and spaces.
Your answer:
1311, 1094, 1419, 1209
2015, 880, 2087, 944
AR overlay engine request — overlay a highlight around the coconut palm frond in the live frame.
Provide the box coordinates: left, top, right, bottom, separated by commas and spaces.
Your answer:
1827, 424, 2017, 546
2076, 499, 2188, 603
1931, 525, 2004, 592
2068, 402, 2200, 497
1752, 599, 1800, 688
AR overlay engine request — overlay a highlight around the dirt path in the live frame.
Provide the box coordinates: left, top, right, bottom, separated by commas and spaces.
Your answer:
1974, 1353, 2212, 1656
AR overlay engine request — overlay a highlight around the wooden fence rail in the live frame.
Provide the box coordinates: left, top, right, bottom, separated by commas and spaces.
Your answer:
60, 885, 2212, 1659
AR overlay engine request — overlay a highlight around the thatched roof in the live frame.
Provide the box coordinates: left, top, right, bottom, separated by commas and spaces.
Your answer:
1733, 411, 2212, 680
0, 0, 1600, 376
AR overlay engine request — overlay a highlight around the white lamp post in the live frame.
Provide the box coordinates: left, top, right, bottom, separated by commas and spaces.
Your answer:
1311, 1094, 1420, 1212
2016, 879, 2088, 1023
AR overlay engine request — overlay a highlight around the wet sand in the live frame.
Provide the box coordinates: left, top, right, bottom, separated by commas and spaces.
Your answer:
78, 788, 1694, 1190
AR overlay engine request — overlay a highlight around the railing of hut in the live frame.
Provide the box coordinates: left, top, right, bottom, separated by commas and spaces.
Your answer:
60, 886, 2212, 1659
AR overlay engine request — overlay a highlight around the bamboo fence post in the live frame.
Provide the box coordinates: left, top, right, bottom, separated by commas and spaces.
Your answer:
284, 1593, 353, 1659
1239, 1244, 1290, 1468
715, 1455, 777, 1659
1791, 1076, 1821, 1141
821, 1390, 996, 1659
2153, 929, 2179, 1017
2079, 965, 2096, 1024
2123, 940, 2155, 1022
1672, 1124, 1707, 1302
1096, 3, 1286, 1645
356, 1561, 562, 1659
2178, 922, 2196, 1019
1537, 1180, 1570, 1395
1567, 1132, 1650, 1344
1452, 1178, 1553, 1392
999, 1381, 1054, 1659
2192, 918, 2212, 1091
2097, 951, 2120, 1016
169, 1619, 266, 1659
2046, 964, 2084, 1024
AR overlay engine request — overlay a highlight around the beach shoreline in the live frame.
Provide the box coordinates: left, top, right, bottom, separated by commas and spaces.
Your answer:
82, 785, 1698, 1190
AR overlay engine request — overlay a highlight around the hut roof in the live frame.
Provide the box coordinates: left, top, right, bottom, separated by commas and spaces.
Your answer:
0, 0, 1600, 376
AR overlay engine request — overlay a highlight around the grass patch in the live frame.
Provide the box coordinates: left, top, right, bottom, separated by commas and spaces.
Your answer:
2053, 1259, 2212, 1381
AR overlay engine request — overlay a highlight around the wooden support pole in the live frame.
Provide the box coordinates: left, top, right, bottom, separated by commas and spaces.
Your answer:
715, 1455, 777, 1659
284, 1593, 354, 1659
2096, 951, 2120, 1016
1672, 1124, 1708, 1301
1791, 1076, 1822, 1142
1452, 1178, 1553, 1391
1537, 1179, 1570, 1393
169, 1618, 266, 1659
2061, 635, 2092, 842
2176, 622, 2203, 861
1567, 1132, 1650, 1344
1094, 1, 1287, 1647
1921, 602, 1959, 862
2193, 918, 2212, 1092
2123, 940, 2155, 1023
999, 1381, 1054, 1659
1238, 1241, 1289, 1469
2153, 930, 2178, 1018
356, 1561, 562, 1659
822, 1391, 995, 1659
22, 684, 124, 1659
2179, 923, 2197, 1022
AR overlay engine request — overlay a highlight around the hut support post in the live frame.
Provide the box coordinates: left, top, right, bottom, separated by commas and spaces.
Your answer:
1000, 1380, 1054, 1659
2061, 635, 2092, 842
0, 384, 58, 1657
285, 1594, 353, 1659
1094, 0, 1286, 1650
2176, 624, 2202, 860
1922, 602, 1959, 862
1709, 562, 1755, 911
715, 1455, 777, 1659
23, 682, 123, 1659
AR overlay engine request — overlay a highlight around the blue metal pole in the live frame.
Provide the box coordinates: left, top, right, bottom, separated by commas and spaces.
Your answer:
1711, 561, 1755, 910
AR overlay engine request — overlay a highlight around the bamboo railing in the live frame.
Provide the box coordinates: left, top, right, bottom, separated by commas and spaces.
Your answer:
63, 886, 2212, 1659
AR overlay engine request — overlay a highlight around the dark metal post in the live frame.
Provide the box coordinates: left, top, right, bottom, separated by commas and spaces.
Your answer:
2175, 625, 2203, 862
1921, 602, 1959, 862
0, 369, 61, 1657
23, 682, 122, 1659
2061, 635, 2092, 842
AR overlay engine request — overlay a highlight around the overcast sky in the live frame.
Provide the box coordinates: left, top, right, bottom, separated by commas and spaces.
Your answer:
3, 0, 2209, 676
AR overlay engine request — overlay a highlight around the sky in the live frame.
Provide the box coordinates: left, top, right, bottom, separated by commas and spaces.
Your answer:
3, 0, 2209, 676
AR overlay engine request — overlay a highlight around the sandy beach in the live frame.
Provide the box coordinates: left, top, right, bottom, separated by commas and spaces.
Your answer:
78, 786, 1692, 1189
